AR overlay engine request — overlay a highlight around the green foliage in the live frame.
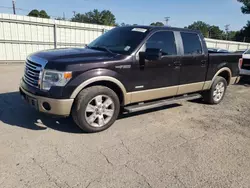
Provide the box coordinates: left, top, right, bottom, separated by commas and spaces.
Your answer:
27, 9, 50, 18
150, 22, 164, 26
234, 21, 250, 42
208, 25, 224, 39
39, 10, 50, 18
187, 21, 210, 37
186, 21, 234, 40
71, 9, 116, 26
237, 0, 250, 14
27, 9, 40, 17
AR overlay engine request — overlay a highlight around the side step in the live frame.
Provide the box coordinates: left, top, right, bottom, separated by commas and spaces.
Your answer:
124, 93, 202, 113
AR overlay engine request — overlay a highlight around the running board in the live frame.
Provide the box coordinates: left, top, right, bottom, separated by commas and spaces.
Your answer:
124, 93, 202, 113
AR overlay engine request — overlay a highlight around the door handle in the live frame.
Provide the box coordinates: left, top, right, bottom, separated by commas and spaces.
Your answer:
173, 61, 182, 66
173, 61, 181, 69
201, 60, 206, 67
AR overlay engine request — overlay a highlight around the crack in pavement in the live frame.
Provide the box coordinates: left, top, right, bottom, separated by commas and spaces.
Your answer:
99, 151, 113, 166
120, 139, 131, 154
170, 174, 187, 188
32, 157, 61, 188
124, 164, 152, 188
85, 177, 100, 188
54, 146, 85, 174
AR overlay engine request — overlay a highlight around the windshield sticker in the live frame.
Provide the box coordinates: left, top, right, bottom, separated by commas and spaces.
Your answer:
124, 46, 131, 51
132, 28, 147, 33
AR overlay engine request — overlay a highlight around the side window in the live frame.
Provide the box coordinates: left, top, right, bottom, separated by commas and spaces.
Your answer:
181, 32, 203, 55
146, 31, 177, 55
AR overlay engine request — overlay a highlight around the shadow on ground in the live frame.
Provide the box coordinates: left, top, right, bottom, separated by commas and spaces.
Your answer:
238, 76, 250, 87
0, 91, 181, 133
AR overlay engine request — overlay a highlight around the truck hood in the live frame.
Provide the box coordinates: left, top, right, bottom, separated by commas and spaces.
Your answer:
32, 47, 115, 63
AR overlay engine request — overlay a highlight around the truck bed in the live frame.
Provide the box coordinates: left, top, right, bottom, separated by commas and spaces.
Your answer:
206, 53, 241, 81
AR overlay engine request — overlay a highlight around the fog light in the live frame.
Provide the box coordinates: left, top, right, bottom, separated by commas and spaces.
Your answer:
42, 102, 51, 111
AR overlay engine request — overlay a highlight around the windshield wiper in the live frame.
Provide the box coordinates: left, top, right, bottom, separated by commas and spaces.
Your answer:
87, 45, 116, 55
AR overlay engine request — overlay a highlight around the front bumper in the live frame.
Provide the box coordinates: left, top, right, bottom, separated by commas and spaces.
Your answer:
20, 86, 74, 116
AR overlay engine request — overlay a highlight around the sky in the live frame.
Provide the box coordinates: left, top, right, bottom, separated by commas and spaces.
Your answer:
0, 0, 249, 31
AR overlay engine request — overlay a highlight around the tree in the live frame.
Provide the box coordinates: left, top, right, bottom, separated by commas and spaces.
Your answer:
150, 22, 164, 26
234, 21, 250, 42
27, 9, 40, 17
27, 9, 50, 18
237, 0, 250, 14
208, 25, 224, 39
187, 21, 210, 37
39, 10, 50, 18
71, 9, 116, 26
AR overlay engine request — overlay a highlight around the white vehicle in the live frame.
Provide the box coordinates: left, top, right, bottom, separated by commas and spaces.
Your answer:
239, 49, 250, 76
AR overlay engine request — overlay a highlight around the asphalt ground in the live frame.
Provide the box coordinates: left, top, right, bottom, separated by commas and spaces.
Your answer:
1, 64, 250, 188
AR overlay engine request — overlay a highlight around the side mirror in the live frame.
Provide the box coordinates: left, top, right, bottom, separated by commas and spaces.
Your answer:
144, 48, 162, 61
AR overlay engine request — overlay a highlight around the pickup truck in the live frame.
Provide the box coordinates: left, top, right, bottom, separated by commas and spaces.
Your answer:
19, 26, 241, 132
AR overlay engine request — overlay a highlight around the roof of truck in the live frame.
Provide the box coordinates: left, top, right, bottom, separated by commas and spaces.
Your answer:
121, 25, 201, 33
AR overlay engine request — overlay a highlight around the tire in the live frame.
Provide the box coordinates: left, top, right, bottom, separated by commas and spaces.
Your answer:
203, 76, 227, 104
72, 86, 120, 133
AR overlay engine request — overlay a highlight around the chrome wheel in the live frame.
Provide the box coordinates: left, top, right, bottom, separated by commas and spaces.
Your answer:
213, 82, 225, 102
85, 95, 115, 128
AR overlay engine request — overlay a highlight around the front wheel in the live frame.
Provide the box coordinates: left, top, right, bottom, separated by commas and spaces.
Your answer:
72, 86, 120, 133
203, 76, 227, 104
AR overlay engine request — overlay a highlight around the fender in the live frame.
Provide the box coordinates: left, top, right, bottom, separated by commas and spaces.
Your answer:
69, 69, 131, 105
203, 67, 232, 90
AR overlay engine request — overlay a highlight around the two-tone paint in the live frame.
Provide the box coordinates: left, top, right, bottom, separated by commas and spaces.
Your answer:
20, 26, 241, 116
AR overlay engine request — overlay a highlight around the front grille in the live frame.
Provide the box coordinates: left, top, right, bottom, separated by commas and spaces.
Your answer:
242, 59, 250, 70
24, 60, 42, 88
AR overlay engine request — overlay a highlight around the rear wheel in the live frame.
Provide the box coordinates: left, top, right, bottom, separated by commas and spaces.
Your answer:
72, 86, 120, 133
203, 76, 227, 104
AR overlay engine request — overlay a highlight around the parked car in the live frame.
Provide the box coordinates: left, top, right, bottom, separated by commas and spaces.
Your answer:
19, 26, 241, 132
239, 49, 250, 77
208, 48, 229, 53
234, 49, 247, 54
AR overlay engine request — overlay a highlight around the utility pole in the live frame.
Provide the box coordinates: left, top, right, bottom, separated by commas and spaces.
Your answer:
225, 24, 230, 40
12, 0, 16, 15
164, 17, 170, 26
73, 11, 76, 17
63, 12, 65, 20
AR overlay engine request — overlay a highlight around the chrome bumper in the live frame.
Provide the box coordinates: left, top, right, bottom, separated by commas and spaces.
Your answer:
19, 86, 74, 116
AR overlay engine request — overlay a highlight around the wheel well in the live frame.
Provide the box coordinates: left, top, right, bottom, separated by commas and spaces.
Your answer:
86, 81, 124, 105
218, 71, 230, 85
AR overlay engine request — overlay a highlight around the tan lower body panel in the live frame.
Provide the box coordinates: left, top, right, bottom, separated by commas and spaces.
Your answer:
129, 86, 178, 104
177, 82, 204, 95
128, 76, 238, 104
20, 86, 74, 116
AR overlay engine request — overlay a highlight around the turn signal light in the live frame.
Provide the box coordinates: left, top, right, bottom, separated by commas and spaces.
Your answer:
64, 72, 72, 79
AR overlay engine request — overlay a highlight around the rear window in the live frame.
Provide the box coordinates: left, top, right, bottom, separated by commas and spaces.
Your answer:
181, 32, 203, 55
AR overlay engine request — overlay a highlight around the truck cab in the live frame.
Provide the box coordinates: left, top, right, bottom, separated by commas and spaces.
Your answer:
20, 26, 241, 132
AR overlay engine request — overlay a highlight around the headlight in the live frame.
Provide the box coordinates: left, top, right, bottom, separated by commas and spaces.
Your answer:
42, 70, 72, 91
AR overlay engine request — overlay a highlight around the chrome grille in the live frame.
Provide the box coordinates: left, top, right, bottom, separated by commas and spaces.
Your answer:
24, 59, 42, 88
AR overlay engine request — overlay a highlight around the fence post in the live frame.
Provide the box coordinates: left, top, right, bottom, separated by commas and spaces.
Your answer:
53, 22, 57, 49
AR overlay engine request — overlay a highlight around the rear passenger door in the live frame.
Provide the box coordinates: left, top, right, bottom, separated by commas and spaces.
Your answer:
177, 32, 208, 95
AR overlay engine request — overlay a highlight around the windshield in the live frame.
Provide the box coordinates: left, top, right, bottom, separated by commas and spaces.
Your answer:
88, 27, 149, 55
244, 49, 250, 54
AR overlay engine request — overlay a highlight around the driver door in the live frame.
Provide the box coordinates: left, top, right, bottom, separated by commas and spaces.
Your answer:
130, 30, 181, 103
